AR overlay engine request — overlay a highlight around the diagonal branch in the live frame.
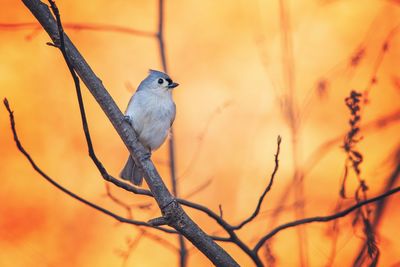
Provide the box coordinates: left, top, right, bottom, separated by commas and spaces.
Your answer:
232, 136, 281, 230
11, 8, 251, 244
6, 6, 282, 259
253, 186, 400, 253
21, 1, 238, 266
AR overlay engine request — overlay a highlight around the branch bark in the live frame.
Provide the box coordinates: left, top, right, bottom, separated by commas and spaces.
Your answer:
232, 136, 281, 230
21, 0, 238, 266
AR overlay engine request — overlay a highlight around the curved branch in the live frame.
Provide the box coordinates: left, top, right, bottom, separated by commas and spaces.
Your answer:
253, 186, 400, 253
3, 98, 175, 235
3, 98, 231, 243
232, 136, 281, 230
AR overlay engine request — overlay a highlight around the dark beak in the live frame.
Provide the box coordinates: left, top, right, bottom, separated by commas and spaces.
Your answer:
168, 82, 179, 89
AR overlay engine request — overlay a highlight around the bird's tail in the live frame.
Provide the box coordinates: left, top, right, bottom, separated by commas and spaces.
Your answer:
120, 156, 143, 186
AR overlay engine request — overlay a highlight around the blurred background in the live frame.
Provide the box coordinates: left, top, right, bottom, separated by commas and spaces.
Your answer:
0, 0, 399, 266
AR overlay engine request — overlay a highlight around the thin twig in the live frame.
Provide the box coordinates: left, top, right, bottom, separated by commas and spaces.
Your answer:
47, 0, 153, 222
48, 0, 121, 194
352, 148, 400, 266
3, 98, 175, 235
4, 97, 231, 243
253, 186, 400, 253
177, 198, 264, 266
232, 136, 281, 230
121, 228, 179, 267
268, 109, 400, 227
104, 183, 133, 219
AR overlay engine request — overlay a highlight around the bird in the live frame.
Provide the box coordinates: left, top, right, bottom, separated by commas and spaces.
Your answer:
120, 69, 178, 186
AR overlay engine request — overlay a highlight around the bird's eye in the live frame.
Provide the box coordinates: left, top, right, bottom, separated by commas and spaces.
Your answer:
158, 78, 164, 84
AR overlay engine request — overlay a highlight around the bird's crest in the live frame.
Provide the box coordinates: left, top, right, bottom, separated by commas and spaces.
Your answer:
148, 69, 170, 79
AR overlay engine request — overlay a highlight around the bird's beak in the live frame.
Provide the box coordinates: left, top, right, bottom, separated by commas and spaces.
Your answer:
168, 82, 179, 89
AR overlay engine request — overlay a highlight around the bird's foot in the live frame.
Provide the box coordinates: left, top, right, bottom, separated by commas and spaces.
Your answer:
142, 151, 151, 161
123, 115, 132, 123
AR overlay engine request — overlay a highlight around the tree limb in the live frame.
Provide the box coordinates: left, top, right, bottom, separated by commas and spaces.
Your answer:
3, 97, 232, 243
253, 186, 400, 253
232, 136, 281, 230
2, 98, 176, 235
21, 1, 238, 266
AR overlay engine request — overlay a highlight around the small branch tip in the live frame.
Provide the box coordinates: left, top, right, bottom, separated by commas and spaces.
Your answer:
46, 42, 58, 47
3, 98, 12, 112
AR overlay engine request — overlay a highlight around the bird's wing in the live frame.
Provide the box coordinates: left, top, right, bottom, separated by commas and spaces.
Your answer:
125, 96, 134, 114
125, 92, 147, 134
170, 102, 176, 127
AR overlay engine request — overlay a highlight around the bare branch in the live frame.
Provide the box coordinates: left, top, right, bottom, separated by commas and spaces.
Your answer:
21, 1, 238, 265
228, 136, 282, 230
268, 109, 400, 228
176, 199, 264, 266
11, 85, 398, 266
232, 136, 281, 230
253, 186, 400, 253
3, 98, 176, 235
104, 183, 133, 219
219, 204, 224, 219
4, 97, 232, 244
120, 229, 178, 267
352, 147, 400, 266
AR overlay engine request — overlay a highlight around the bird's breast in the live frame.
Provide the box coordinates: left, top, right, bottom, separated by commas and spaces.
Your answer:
127, 92, 175, 150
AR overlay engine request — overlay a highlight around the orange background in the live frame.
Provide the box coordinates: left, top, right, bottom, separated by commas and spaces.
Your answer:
0, 0, 399, 266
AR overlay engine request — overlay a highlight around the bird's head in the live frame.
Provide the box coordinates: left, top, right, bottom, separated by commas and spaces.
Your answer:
138, 69, 179, 92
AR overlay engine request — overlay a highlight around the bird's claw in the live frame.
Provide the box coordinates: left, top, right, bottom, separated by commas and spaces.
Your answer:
143, 151, 151, 161
123, 115, 132, 123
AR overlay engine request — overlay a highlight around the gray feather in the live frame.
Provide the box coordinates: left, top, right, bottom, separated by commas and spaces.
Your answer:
120, 69, 177, 186
120, 156, 143, 186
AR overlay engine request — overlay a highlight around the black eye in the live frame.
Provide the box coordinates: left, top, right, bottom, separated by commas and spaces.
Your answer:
158, 78, 164, 84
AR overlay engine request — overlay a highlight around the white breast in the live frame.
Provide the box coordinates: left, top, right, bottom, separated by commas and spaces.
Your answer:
125, 90, 175, 151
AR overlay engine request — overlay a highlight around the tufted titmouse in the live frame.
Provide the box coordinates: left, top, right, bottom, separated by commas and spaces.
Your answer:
120, 69, 178, 186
